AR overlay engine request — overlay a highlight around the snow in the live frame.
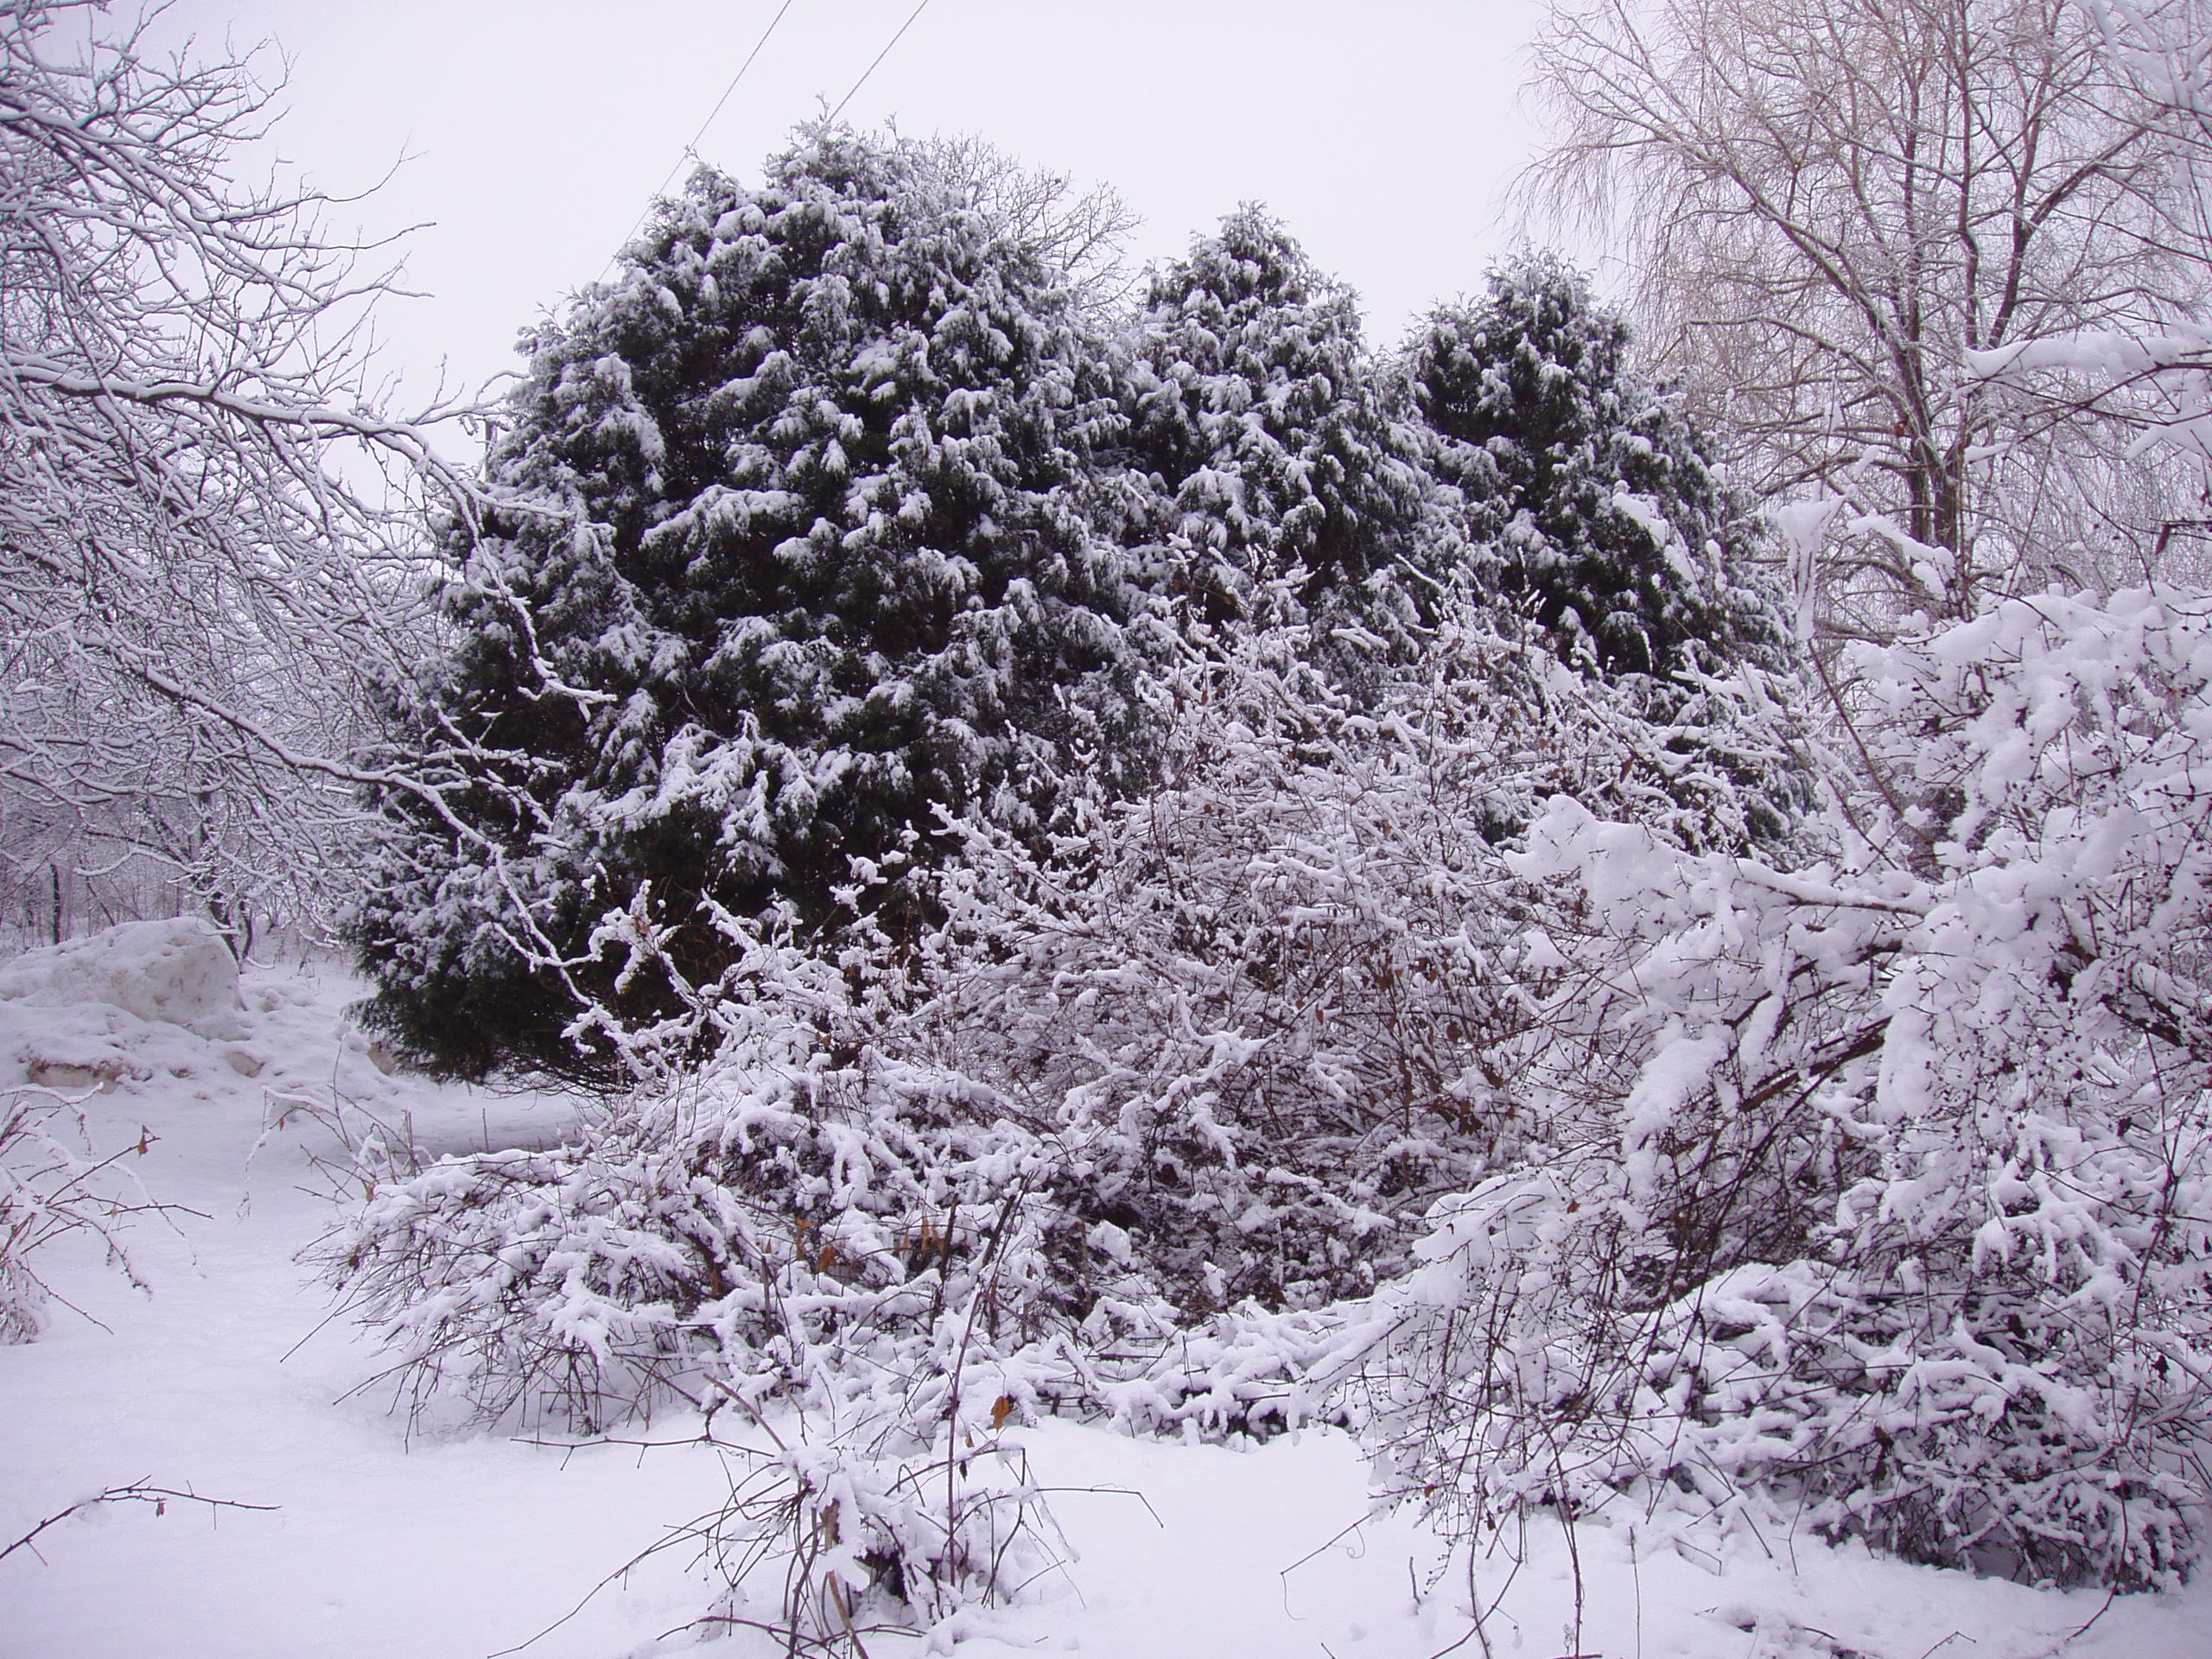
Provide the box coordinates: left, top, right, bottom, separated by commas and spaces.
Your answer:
6, 925, 2212, 1658
0, 918, 256, 1092
0, 917, 241, 1033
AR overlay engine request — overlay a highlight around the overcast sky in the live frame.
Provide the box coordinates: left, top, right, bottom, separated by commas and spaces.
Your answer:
159, 1, 1545, 410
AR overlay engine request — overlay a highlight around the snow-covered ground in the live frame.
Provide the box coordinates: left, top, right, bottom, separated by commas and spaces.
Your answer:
3, 924, 2208, 1659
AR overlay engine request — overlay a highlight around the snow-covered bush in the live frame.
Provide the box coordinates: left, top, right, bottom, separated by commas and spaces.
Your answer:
334, 908, 1091, 1633
1353, 587, 2212, 1589
918, 618, 1801, 1318
328, 606, 1808, 1632
337, 611, 1799, 1394
335, 927, 1063, 1433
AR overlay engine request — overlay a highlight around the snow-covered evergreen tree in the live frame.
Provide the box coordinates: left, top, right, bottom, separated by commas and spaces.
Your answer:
1121, 208, 1440, 632
352, 129, 1149, 1080
1408, 254, 1786, 679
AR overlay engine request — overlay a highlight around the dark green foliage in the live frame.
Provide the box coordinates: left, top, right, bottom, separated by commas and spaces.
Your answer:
1408, 254, 1788, 679
352, 165, 1807, 1084
1122, 207, 1440, 630
352, 130, 1148, 1081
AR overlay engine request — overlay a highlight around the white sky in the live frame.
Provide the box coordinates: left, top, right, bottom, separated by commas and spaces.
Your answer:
159, 1, 1545, 411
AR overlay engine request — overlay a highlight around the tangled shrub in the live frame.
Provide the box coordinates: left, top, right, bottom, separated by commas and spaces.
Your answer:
922, 618, 1799, 1317
1351, 588, 2212, 1589
334, 918, 1102, 1640
329, 613, 1802, 1631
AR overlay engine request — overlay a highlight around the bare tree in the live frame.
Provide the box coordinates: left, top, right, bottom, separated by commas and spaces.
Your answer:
1525, 0, 2208, 633
0, 0, 493, 950
2010, 0, 2212, 578
918, 132, 1141, 316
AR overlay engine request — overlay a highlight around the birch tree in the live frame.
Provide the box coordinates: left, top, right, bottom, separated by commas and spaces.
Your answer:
1961, 0, 2212, 585
1527, 0, 2205, 633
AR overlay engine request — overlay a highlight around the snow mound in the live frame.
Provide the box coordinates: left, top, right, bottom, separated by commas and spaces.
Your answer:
0, 917, 240, 1031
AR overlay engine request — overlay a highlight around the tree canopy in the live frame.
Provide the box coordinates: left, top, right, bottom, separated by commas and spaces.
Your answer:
353, 130, 1151, 1079
1408, 254, 1787, 680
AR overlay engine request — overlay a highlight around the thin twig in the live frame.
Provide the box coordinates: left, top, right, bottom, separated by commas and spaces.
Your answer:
2, 1483, 276, 1566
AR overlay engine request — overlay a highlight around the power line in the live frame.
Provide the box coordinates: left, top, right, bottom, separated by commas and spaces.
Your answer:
597, 0, 927, 287
648, 0, 798, 204
826, 0, 931, 125
600, 0, 798, 278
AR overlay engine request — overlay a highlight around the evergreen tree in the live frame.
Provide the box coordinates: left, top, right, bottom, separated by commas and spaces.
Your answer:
1122, 207, 1438, 630
353, 130, 1147, 1081
1408, 254, 1786, 679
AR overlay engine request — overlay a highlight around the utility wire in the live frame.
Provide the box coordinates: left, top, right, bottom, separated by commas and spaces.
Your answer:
826, 0, 931, 124
648, 0, 798, 203
596, 0, 926, 288
598, 0, 798, 279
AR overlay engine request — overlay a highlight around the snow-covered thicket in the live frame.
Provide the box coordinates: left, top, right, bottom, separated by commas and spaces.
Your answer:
332, 580, 2212, 1624
329, 608, 1815, 1632
349, 124, 1787, 1094
33, 932, 2212, 1659
1352, 586, 2212, 1589
0, 1, 512, 951
314, 83, 2212, 1634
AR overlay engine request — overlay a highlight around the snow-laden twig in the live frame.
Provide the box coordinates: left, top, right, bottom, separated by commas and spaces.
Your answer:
0, 1085, 189, 1343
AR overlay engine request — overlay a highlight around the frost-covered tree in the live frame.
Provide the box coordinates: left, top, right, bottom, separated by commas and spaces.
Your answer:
1526, 0, 2205, 629
0, 0, 478, 950
1122, 208, 1439, 631
1408, 254, 1786, 680
353, 129, 1151, 1081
